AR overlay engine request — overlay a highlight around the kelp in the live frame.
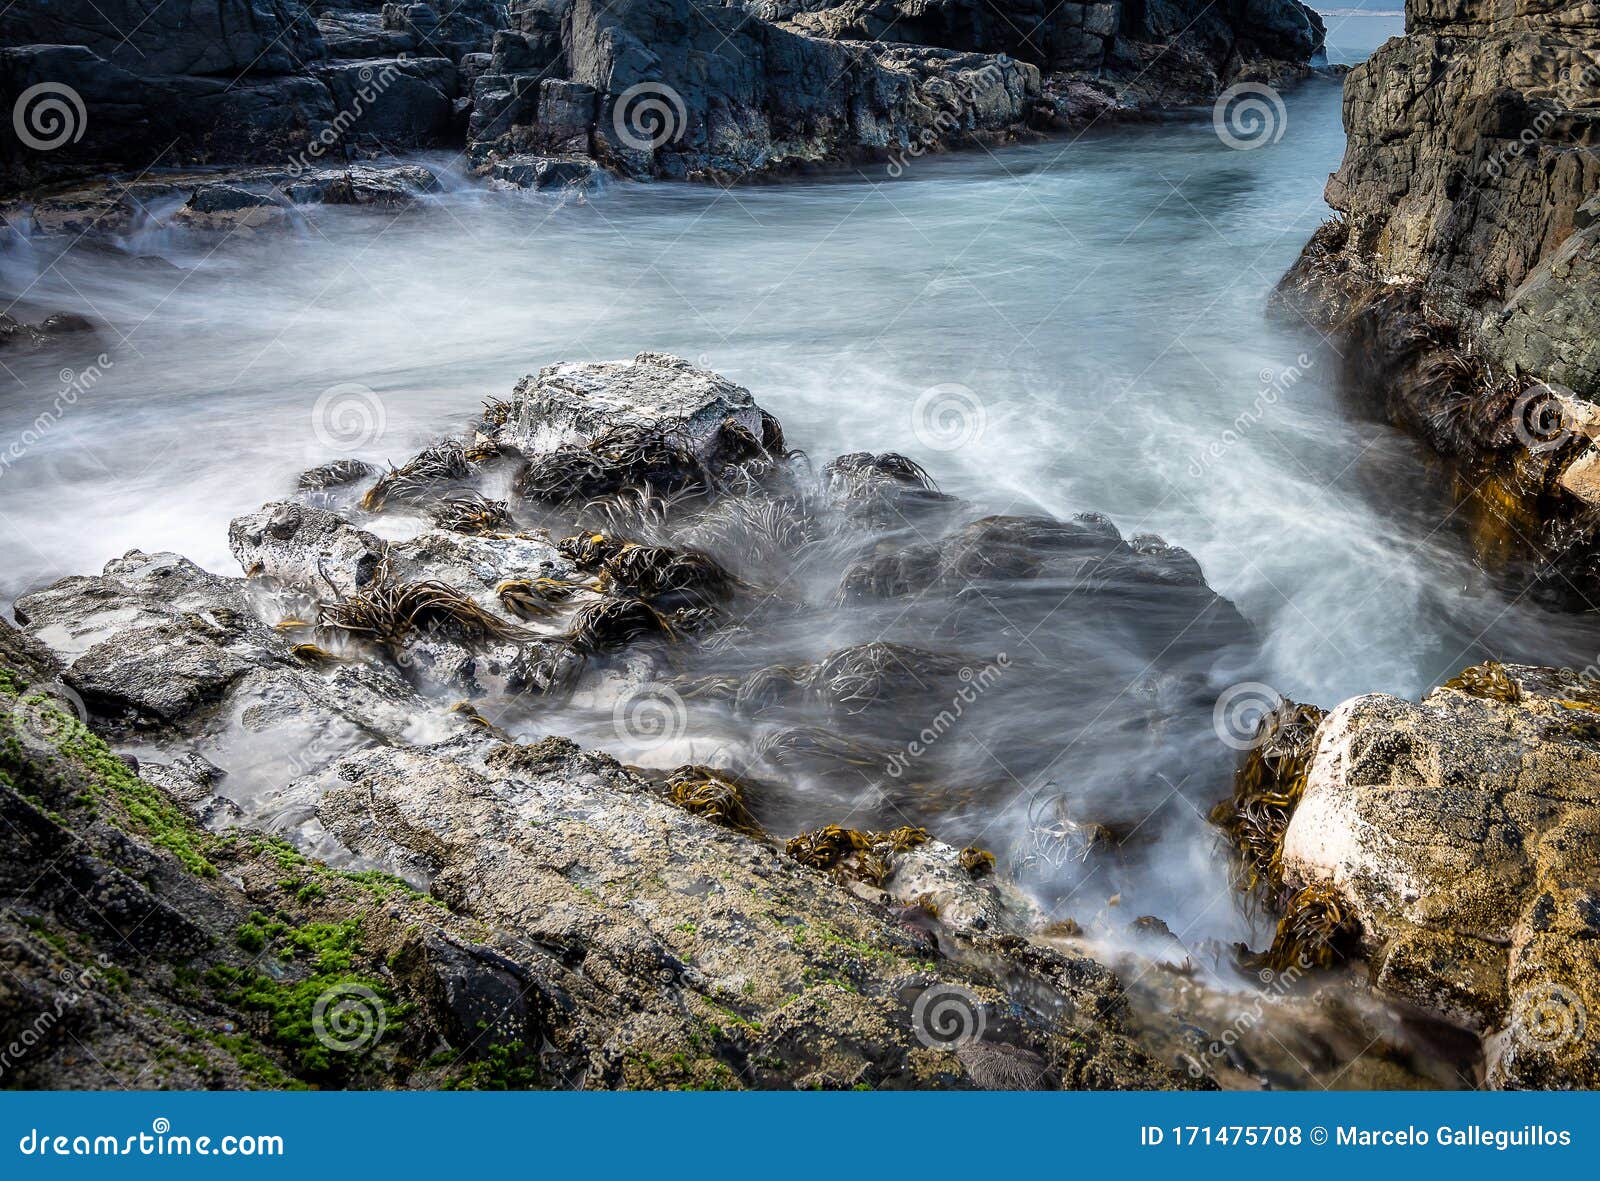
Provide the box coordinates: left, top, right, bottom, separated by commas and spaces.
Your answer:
1210, 697, 1327, 898
1441, 659, 1521, 704
565, 597, 675, 654
495, 577, 586, 620
319, 557, 528, 650
514, 421, 707, 506
663, 765, 765, 839
784, 822, 932, 889
361, 442, 472, 511
432, 492, 513, 536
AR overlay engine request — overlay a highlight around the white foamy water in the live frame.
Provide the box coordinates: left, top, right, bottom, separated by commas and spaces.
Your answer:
4, 14, 1592, 958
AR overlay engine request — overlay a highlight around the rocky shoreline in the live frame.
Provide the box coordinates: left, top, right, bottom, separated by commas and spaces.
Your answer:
2, 352, 1592, 1089
1275, 0, 1600, 601
2, 0, 1326, 214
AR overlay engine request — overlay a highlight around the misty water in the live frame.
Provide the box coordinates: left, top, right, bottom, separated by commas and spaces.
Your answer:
2, 11, 1584, 979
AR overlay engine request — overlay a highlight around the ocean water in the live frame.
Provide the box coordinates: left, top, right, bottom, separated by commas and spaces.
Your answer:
5, 10, 1586, 958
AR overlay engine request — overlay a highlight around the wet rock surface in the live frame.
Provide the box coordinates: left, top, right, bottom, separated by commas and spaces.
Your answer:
2, 0, 1323, 198
7, 352, 1577, 1090
0, 352, 1324, 1090
1281, 663, 1600, 1089
1275, 1, 1600, 585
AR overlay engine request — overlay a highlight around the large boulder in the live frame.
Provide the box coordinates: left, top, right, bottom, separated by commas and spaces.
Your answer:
1281, 663, 1600, 1088
499, 352, 766, 461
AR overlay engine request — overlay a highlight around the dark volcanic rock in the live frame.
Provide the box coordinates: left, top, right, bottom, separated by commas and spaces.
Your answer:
1275, 1, 1600, 589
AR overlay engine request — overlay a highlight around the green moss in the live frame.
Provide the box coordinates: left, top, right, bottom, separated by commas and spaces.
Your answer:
0, 684, 219, 877
243, 833, 443, 907
207, 917, 390, 1084
439, 1042, 541, 1090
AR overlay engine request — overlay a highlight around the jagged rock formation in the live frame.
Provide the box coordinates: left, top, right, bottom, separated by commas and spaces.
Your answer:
2, 0, 1323, 194
1276, 2, 1600, 581
4, 350, 1574, 1090
1278, 662, 1600, 1089
0, 354, 1266, 1090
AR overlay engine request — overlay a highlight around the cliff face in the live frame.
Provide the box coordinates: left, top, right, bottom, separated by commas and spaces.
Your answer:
1, 0, 1324, 192
1286, 2, 1597, 324
1278, 2, 1600, 583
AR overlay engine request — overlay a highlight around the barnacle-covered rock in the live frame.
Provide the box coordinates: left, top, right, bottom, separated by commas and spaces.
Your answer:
1281, 663, 1600, 1088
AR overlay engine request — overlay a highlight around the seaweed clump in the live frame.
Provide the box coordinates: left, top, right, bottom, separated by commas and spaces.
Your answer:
1210, 697, 1327, 897
432, 492, 513, 536
1440, 659, 1521, 704
513, 422, 706, 506
958, 847, 996, 877
361, 442, 473, 511
565, 597, 676, 654
319, 557, 528, 651
663, 765, 766, 838
1210, 696, 1361, 972
784, 823, 931, 889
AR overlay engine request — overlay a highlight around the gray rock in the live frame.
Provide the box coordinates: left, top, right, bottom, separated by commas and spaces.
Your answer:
499, 352, 766, 464
1281, 663, 1600, 1088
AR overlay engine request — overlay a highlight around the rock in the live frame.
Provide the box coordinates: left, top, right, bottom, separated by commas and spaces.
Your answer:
229, 501, 389, 599
1280, 663, 1600, 1088
171, 184, 291, 233
484, 153, 599, 189
0, 311, 99, 350
498, 352, 768, 466
1274, 3, 1600, 588
0, 0, 322, 78
563, 0, 1044, 180
10, 550, 433, 793
305, 733, 1193, 1088
316, 57, 461, 148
